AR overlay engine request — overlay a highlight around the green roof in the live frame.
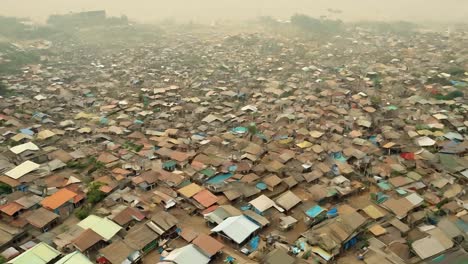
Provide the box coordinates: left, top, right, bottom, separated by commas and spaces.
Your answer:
200, 168, 216, 177
77, 215, 122, 241
163, 160, 177, 168
8, 242, 60, 264
55, 251, 93, 264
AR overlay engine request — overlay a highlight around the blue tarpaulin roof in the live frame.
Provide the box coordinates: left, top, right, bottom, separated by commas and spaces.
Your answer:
206, 173, 233, 184
332, 152, 347, 162
99, 117, 108, 124
377, 181, 392, 191
19, 128, 34, 135
228, 165, 237, 172
306, 205, 326, 218
249, 236, 259, 250
231, 127, 247, 134
327, 207, 338, 218
163, 160, 177, 168
256, 182, 267, 190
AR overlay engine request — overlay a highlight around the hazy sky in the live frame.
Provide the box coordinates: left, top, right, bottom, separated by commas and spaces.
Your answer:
2, 0, 468, 23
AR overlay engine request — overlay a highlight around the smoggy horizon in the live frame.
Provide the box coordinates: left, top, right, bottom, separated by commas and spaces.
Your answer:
2, 0, 468, 24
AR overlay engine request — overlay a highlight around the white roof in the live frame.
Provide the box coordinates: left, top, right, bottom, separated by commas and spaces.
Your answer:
416, 136, 436, 147
211, 215, 260, 244
78, 215, 122, 241
66, 176, 81, 186
34, 94, 47, 101
461, 170, 468, 179
241, 105, 258, 112
432, 113, 448, 120
444, 132, 463, 141
249, 194, 284, 213
5, 160, 40, 179
411, 236, 446, 259
164, 244, 209, 264
405, 193, 424, 207
9, 142, 39, 155
202, 114, 224, 123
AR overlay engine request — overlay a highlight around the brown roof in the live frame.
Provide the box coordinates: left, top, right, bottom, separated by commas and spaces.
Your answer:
155, 147, 173, 158
112, 207, 145, 226
0, 176, 20, 187
150, 211, 178, 232
263, 175, 282, 188
158, 170, 185, 186
170, 151, 191, 162
243, 143, 263, 155
240, 173, 259, 183
266, 160, 284, 173
26, 207, 59, 228
48, 149, 73, 163
95, 175, 114, 185
192, 233, 224, 257
382, 198, 413, 218
140, 170, 159, 184
44, 174, 67, 188
112, 168, 132, 176
99, 240, 134, 264
180, 228, 198, 242
127, 131, 145, 139
73, 228, 104, 252
124, 224, 159, 250
97, 152, 119, 164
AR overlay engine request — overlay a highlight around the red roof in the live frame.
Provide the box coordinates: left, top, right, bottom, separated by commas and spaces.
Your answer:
193, 189, 219, 208
0, 202, 24, 216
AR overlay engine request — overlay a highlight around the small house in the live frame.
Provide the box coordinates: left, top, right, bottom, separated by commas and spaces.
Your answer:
7, 242, 60, 264
41, 188, 79, 218
72, 228, 105, 254
26, 207, 59, 232
147, 211, 179, 238
304, 205, 328, 226
192, 233, 224, 258
211, 215, 260, 247
249, 194, 284, 215
275, 191, 302, 211
123, 224, 160, 256
111, 207, 145, 229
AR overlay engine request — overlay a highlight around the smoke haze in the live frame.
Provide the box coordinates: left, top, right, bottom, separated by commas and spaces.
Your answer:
2, 0, 468, 23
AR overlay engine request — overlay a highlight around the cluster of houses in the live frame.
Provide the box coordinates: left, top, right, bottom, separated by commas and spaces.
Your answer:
1, 18, 467, 264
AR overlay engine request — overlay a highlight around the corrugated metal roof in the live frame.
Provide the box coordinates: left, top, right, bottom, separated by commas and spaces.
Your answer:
9, 142, 39, 155
8, 242, 60, 264
55, 251, 93, 264
164, 244, 209, 264
77, 215, 121, 241
5, 161, 40, 179
211, 215, 259, 244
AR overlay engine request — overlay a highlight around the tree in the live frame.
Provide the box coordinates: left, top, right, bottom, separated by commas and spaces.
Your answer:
75, 206, 91, 220
290, 14, 344, 37
87, 182, 106, 205
0, 182, 12, 195
0, 82, 7, 96
247, 123, 258, 141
